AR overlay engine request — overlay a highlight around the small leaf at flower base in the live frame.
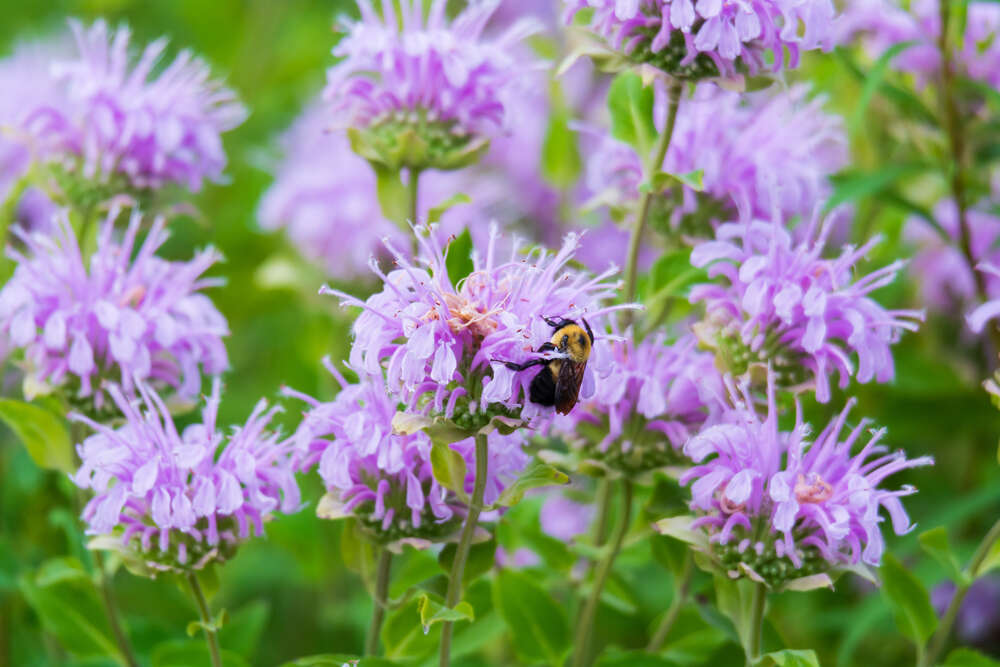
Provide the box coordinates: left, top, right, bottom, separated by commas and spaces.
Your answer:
880, 553, 938, 643
316, 492, 352, 521
438, 538, 496, 587
0, 398, 74, 474
430, 441, 469, 497
18, 557, 124, 661
755, 649, 820, 667
492, 569, 569, 665
650, 535, 690, 579
151, 639, 249, 667
341, 519, 378, 579
372, 163, 409, 224
777, 573, 834, 593
642, 169, 705, 194
607, 72, 657, 157
416, 593, 475, 632
493, 463, 569, 507
445, 227, 474, 286
941, 648, 1000, 666
427, 193, 471, 224
653, 516, 710, 550
919, 527, 968, 584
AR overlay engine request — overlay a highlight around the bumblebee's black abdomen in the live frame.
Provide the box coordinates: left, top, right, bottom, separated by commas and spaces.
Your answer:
528, 366, 557, 406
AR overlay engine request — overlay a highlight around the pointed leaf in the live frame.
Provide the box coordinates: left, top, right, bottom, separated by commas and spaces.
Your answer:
445, 228, 474, 286
607, 72, 657, 157
756, 649, 820, 667
427, 193, 471, 224
430, 441, 468, 497
0, 398, 74, 474
919, 527, 967, 584
942, 648, 1000, 666
493, 463, 569, 507
416, 593, 474, 632
881, 553, 937, 643
492, 569, 569, 665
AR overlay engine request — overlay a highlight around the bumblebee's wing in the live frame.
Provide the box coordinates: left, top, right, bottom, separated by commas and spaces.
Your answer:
554, 360, 586, 414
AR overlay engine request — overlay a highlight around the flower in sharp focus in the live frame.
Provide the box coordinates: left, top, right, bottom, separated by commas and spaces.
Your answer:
581, 83, 846, 244
689, 215, 923, 403
26, 19, 246, 192
286, 361, 528, 546
838, 0, 1000, 90
326, 225, 625, 429
553, 332, 725, 475
0, 205, 228, 414
325, 0, 540, 171
71, 379, 301, 573
679, 375, 933, 586
563, 0, 836, 80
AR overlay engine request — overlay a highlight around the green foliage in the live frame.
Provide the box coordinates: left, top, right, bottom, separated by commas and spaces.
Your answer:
607, 72, 657, 158
492, 569, 570, 665
756, 649, 820, 667
445, 227, 475, 286
0, 398, 74, 474
880, 554, 938, 645
438, 538, 497, 588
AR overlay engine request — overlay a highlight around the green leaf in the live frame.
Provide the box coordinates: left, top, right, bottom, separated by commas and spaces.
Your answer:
849, 41, 916, 135
430, 441, 468, 497
492, 463, 569, 507
492, 569, 570, 664
341, 518, 378, 579
597, 653, 680, 666
416, 593, 474, 632
541, 106, 582, 188
438, 538, 496, 587
445, 227, 474, 286
643, 169, 705, 193
427, 193, 471, 224
0, 398, 74, 474
919, 527, 967, 584
825, 163, 932, 212
880, 553, 938, 644
976, 536, 1000, 578
382, 597, 438, 660
18, 557, 124, 661
151, 639, 249, 667
372, 164, 409, 224
607, 72, 657, 157
281, 657, 399, 667
220, 599, 270, 657
756, 649, 820, 667
942, 648, 1000, 667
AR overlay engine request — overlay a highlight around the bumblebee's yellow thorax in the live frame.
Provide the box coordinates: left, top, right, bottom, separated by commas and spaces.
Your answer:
551, 324, 592, 363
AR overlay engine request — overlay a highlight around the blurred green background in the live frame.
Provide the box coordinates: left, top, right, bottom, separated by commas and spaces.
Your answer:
1, 1, 999, 666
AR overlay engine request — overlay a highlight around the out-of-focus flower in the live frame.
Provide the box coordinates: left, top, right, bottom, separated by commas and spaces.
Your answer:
72, 379, 300, 573
689, 215, 923, 402
540, 493, 594, 541
582, 84, 846, 242
932, 576, 1000, 646
326, 225, 625, 429
906, 200, 1000, 318
325, 0, 539, 171
27, 19, 246, 192
0, 205, 228, 414
286, 361, 528, 546
966, 264, 1000, 334
677, 375, 932, 586
563, 0, 836, 79
554, 332, 724, 475
839, 0, 1000, 90
496, 546, 542, 568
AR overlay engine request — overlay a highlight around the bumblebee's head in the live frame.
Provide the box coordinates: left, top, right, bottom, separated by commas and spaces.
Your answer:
550, 321, 592, 363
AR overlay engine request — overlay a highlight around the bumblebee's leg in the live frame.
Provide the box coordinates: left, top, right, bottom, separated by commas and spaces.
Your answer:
494, 357, 550, 372
543, 316, 575, 330
582, 317, 595, 345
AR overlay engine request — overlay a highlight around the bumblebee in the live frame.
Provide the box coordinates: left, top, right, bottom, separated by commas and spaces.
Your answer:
496, 316, 594, 415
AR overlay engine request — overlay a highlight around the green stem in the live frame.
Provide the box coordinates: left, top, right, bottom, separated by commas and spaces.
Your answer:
622, 80, 684, 331
646, 552, 694, 653
591, 479, 613, 547
409, 168, 421, 254
745, 582, 767, 667
366, 549, 393, 656
187, 572, 223, 667
94, 551, 139, 667
922, 518, 1000, 667
439, 433, 489, 667
571, 479, 633, 667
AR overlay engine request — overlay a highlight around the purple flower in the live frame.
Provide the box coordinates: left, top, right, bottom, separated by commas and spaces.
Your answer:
27, 19, 246, 191
966, 264, 1000, 334
582, 83, 846, 239
563, 0, 837, 79
689, 215, 923, 402
71, 379, 301, 572
839, 0, 1000, 89
326, 225, 625, 427
325, 0, 539, 169
286, 361, 528, 545
680, 376, 933, 584
540, 493, 594, 541
906, 200, 1000, 321
932, 576, 1000, 646
553, 332, 724, 474
0, 205, 228, 413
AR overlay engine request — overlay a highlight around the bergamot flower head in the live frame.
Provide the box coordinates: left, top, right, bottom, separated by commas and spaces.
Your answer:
72, 378, 301, 574
0, 204, 228, 415
689, 213, 923, 402
673, 373, 933, 588
325, 0, 540, 171
325, 224, 627, 431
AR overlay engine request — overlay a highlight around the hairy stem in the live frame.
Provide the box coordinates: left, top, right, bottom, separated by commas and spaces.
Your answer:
922, 518, 1000, 667
647, 552, 694, 653
439, 433, 489, 667
622, 80, 684, 330
187, 572, 223, 667
571, 479, 633, 667
94, 551, 138, 667
409, 168, 421, 254
592, 479, 613, 547
745, 582, 767, 667
366, 549, 393, 656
